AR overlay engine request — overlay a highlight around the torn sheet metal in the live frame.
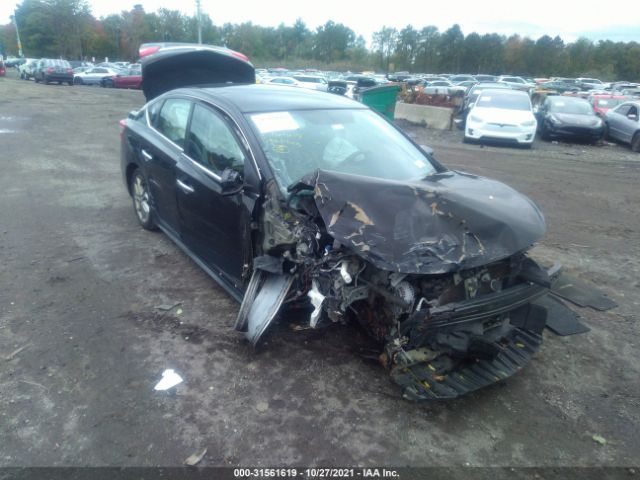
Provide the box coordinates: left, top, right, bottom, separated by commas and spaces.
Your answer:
537, 295, 590, 336
295, 169, 546, 274
550, 273, 618, 311
245, 273, 294, 345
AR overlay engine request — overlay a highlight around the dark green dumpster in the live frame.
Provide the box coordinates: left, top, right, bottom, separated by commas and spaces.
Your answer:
358, 84, 400, 120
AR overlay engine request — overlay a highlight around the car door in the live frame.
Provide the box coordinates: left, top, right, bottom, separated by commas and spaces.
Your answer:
608, 104, 631, 141
143, 97, 193, 234
175, 102, 249, 286
619, 105, 639, 143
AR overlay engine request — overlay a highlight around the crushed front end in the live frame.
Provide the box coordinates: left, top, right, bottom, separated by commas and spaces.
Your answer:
237, 169, 571, 401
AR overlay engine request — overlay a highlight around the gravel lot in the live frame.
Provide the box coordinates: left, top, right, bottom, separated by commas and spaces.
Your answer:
1, 71, 639, 469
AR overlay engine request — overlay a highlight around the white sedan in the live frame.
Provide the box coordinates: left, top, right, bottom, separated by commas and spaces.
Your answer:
73, 67, 122, 85
464, 89, 537, 147
265, 77, 302, 87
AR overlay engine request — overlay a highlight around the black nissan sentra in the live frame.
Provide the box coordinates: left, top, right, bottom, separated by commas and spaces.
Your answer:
120, 43, 598, 401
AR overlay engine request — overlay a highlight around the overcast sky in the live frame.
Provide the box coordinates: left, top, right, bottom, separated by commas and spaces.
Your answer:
3, 0, 639, 44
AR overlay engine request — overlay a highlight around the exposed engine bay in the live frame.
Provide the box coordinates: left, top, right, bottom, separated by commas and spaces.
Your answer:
232, 169, 590, 400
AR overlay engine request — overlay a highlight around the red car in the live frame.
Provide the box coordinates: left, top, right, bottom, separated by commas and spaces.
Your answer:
588, 94, 627, 117
101, 69, 142, 89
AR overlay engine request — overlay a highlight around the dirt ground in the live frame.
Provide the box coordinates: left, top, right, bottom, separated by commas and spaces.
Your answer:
1, 70, 639, 469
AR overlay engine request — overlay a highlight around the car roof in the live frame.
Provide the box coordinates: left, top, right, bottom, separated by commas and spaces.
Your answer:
478, 88, 527, 96
174, 84, 366, 113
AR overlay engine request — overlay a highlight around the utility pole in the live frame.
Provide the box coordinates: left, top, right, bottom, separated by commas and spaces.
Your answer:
196, 0, 202, 44
10, 13, 23, 57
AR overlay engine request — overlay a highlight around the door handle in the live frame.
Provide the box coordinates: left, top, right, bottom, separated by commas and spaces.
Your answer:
141, 149, 153, 161
176, 179, 195, 194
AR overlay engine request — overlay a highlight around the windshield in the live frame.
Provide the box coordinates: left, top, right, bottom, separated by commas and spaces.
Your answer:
476, 92, 531, 110
582, 79, 602, 84
596, 98, 622, 108
248, 109, 437, 193
548, 99, 593, 115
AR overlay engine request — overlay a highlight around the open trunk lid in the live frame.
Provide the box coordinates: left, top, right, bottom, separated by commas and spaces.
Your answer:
139, 43, 255, 101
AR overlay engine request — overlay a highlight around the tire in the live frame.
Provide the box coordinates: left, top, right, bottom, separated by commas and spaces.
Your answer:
74, 77, 83, 85
105, 79, 114, 88
632, 132, 640, 153
603, 123, 610, 141
34, 76, 40, 83
130, 170, 158, 231
68, 81, 73, 86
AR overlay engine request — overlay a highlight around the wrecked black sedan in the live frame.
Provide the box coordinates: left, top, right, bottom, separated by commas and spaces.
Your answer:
120, 44, 594, 401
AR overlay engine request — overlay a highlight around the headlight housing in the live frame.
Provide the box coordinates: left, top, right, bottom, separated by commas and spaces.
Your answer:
469, 115, 483, 123
548, 115, 562, 125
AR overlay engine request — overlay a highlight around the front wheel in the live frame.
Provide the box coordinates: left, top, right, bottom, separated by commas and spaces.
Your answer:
130, 170, 158, 231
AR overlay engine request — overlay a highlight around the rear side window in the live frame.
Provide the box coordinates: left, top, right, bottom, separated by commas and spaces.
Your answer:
186, 104, 246, 175
615, 105, 631, 116
155, 99, 191, 148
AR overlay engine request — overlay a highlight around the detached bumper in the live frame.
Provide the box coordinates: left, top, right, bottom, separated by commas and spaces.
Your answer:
389, 267, 556, 401
392, 327, 542, 400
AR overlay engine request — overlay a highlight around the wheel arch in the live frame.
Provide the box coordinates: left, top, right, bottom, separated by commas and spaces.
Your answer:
125, 162, 141, 196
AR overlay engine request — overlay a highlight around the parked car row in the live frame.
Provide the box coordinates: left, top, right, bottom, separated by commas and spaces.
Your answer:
460, 85, 640, 151
13, 57, 142, 90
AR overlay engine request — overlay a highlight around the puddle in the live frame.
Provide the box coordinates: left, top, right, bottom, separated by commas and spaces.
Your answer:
0, 116, 31, 133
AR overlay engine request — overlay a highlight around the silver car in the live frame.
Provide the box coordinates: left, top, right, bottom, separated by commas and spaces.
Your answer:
604, 101, 640, 152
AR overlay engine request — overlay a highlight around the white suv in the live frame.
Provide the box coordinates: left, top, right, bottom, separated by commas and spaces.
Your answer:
292, 75, 328, 92
464, 89, 537, 147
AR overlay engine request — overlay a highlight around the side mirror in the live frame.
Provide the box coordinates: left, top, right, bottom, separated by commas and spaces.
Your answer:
221, 168, 243, 196
419, 144, 435, 156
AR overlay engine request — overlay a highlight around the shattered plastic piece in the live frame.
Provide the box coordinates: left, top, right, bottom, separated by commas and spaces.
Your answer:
155, 302, 182, 312
245, 273, 294, 345
184, 448, 207, 466
538, 296, 590, 336
308, 280, 326, 328
551, 273, 618, 311
154, 369, 184, 391
592, 434, 607, 446
256, 401, 269, 412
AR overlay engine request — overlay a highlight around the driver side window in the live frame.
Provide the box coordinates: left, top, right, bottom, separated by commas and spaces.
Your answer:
186, 104, 246, 176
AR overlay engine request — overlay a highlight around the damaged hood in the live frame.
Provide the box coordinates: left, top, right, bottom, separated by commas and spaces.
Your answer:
302, 169, 546, 274
140, 43, 255, 101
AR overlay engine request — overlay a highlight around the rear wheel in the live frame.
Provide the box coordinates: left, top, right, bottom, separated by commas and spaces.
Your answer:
130, 170, 157, 231
603, 123, 610, 141
632, 132, 640, 153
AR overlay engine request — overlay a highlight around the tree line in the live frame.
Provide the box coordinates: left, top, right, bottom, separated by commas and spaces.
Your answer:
1, 0, 639, 80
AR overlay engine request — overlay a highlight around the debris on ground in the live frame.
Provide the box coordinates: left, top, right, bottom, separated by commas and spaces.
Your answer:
155, 302, 182, 312
592, 434, 608, 446
256, 401, 269, 413
153, 369, 184, 391
184, 448, 207, 466
5, 344, 30, 362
